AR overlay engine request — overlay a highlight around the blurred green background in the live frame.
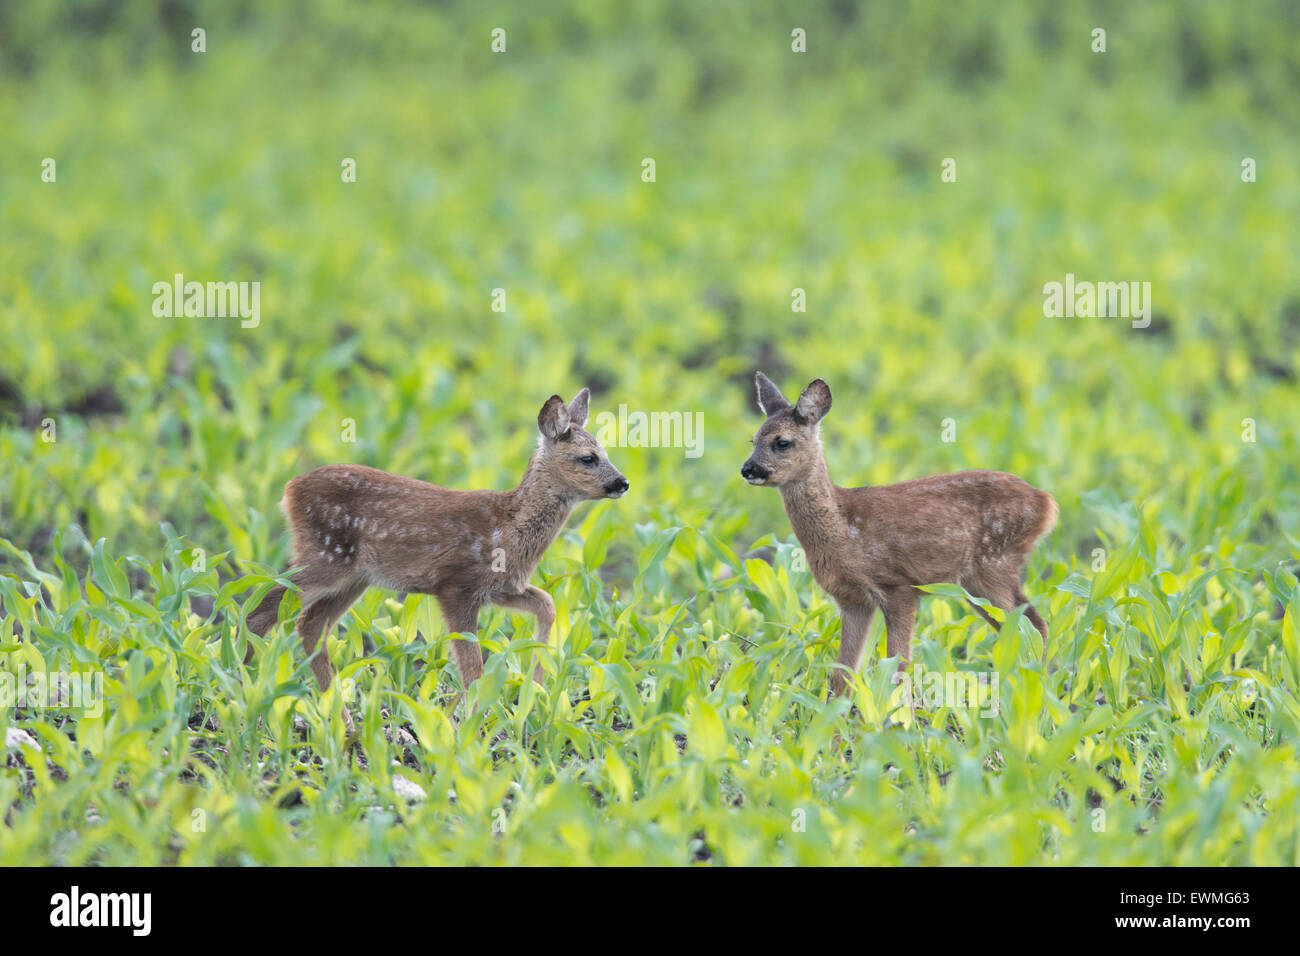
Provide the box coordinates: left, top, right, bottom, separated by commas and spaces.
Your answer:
2, 1, 1299, 865
3, 0, 1297, 560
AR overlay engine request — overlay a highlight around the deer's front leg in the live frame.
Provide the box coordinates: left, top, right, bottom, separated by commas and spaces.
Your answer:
831, 602, 876, 698
439, 598, 484, 688
490, 585, 556, 684
882, 586, 919, 663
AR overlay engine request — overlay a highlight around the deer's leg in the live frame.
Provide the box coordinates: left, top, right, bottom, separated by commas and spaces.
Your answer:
882, 586, 919, 662
969, 577, 1049, 658
244, 584, 285, 664
297, 581, 367, 732
965, 566, 1018, 628
965, 599, 1001, 632
247, 553, 352, 662
1015, 587, 1049, 657
490, 585, 556, 684
831, 602, 876, 698
246, 585, 288, 655
439, 598, 484, 688
299, 583, 366, 688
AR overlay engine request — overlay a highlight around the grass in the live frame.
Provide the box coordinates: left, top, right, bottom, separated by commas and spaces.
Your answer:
2, 0, 1299, 865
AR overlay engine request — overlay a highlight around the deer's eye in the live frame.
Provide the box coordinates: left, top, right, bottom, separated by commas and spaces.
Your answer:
772, 438, 793, 452
579, 454, 598, 466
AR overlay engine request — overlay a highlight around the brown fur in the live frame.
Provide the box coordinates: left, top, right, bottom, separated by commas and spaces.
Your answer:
743, 372, 1057, 697
246, 389, 628, 727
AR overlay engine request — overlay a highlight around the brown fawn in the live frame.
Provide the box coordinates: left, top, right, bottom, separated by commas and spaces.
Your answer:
741, 372, 1057, 697
246, 388, 628, 725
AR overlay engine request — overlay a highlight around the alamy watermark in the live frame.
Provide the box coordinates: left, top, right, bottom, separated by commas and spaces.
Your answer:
593, 405, 704, 459
49, 886, 151, 936
895, 663, 1000, 717
152, 273, 260, 328
1042, 273, 1151, 328
1, 664, 103, 718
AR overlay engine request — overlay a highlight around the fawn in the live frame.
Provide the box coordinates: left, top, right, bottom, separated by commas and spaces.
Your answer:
246, 388, 628, 726
741, 372, 1057, 697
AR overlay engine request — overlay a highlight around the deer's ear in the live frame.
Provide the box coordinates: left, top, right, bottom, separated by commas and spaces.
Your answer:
567, 387, 590, 429
538, 395, 571, 440
755, 372, 790, 416
794, 378, 831, 425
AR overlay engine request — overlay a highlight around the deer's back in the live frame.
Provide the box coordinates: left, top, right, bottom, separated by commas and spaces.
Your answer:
283, 464, 514, 595
835, 469, 1056, 587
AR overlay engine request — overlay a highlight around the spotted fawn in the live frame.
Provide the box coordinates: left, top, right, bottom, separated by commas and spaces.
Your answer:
742, 372, 1056, 696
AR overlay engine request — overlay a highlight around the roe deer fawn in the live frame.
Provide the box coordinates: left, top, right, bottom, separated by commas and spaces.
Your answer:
741, 372, 1057, 697
246, 388, 628, 726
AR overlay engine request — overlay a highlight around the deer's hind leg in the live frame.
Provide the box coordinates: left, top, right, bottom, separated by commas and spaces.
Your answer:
293, 579, 368, 734
244, 553, 355, 662
298, 580, 369, 692
1015, 586, 1049, 655
246, 585, 288, 648
965, 567, 1048, 658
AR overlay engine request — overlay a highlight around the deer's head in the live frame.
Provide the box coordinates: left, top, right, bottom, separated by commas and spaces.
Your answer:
741, 372, 832, 488
536, 388, 629, 500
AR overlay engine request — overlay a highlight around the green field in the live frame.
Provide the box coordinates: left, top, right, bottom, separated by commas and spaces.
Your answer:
2, 1, 1299, 865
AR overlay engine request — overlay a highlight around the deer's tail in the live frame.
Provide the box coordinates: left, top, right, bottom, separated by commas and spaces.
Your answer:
1034, 492, 1059, 542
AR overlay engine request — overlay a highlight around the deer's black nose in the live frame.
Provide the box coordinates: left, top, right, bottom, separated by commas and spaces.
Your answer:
741, 461, 768, 481
605, 477, 630, 495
